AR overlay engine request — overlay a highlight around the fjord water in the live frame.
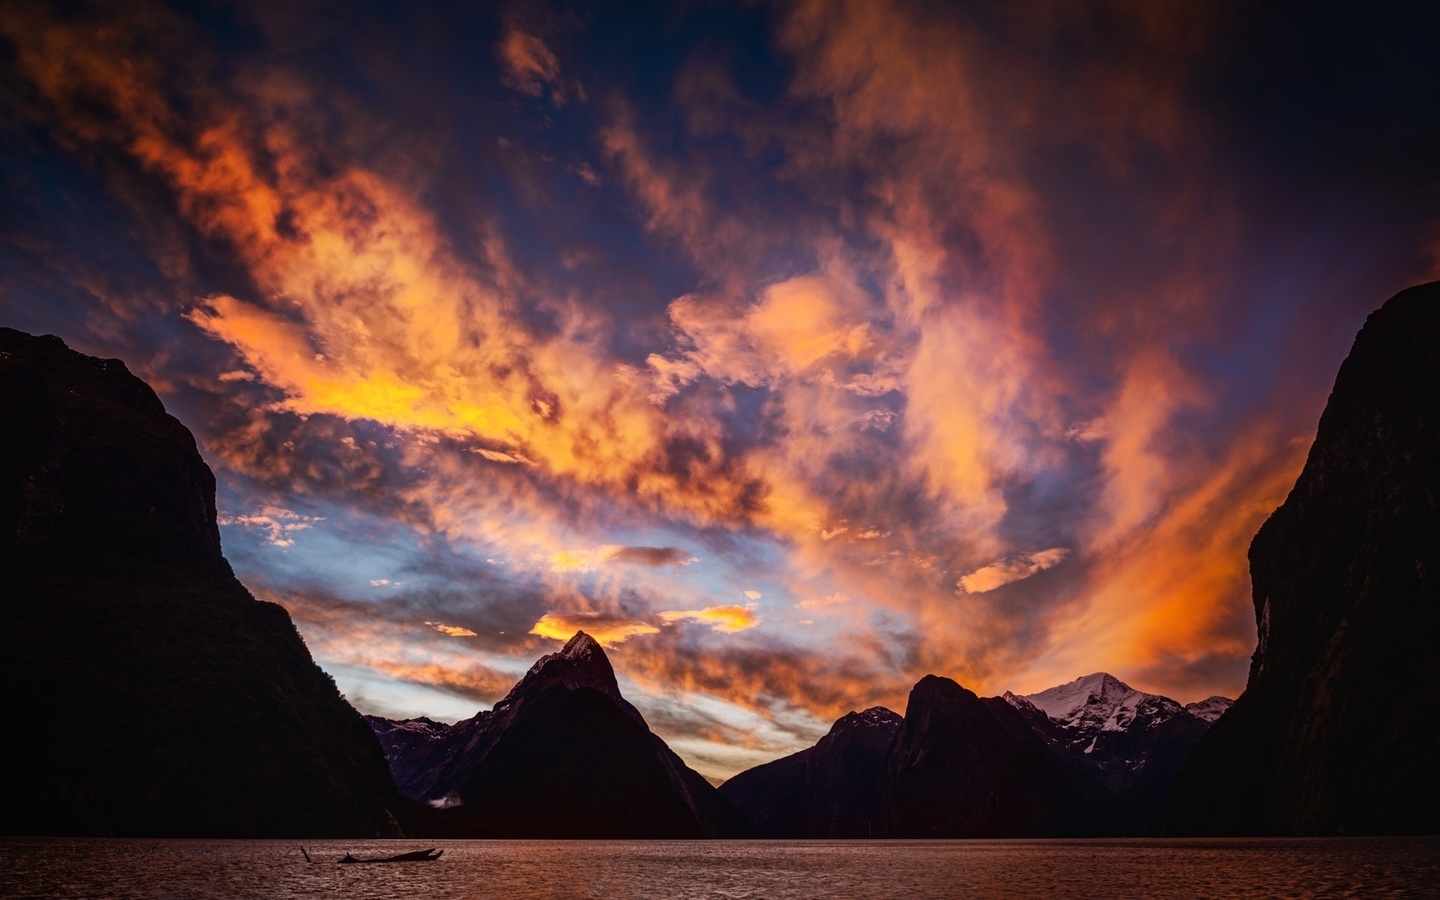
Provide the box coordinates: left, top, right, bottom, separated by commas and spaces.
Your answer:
3, 837, 1437, 898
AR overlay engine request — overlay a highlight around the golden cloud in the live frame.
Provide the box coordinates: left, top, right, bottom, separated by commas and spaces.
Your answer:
958, 548, 1071, 594
657, 605, 759, 634
426, 622, 478, 638
529, 612, 659, 647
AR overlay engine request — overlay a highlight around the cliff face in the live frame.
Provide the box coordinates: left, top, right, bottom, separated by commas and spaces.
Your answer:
1163, 282, 1440, 835
0, 328, 399, 837
370, 632, 753, 839
0, 332, 228, 584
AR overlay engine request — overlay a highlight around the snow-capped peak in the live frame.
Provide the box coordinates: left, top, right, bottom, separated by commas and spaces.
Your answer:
1021, 672, 1183, 735
1184, 696, 1234, 723
560, 630, 603, 660
1001, 690, 1043, 716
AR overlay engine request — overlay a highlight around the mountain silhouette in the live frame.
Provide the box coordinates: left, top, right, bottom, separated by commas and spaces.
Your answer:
0, 328, 399, 837
1162, 282, 1440, 835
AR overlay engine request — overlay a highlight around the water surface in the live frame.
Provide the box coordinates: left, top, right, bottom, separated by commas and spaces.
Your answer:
2, 836, 1437, 898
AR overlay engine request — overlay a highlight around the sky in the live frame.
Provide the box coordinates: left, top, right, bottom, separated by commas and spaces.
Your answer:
2, 0, 1437, 781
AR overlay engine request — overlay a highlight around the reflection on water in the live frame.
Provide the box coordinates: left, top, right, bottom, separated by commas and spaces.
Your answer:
2, 836, 1437, 898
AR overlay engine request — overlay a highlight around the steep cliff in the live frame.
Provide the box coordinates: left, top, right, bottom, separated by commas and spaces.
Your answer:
1162, 281, 1440, 835
0, 328, 399, 837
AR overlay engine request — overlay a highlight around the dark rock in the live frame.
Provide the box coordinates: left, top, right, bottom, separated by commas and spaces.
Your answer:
0, 328, 399, 837
881, 675, 1122, 837
369, 632, 753, 838
1162, 281, 1440, 835
720, 706, 901, 838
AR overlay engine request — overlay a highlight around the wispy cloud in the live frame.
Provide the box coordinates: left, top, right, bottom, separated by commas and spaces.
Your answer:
958, 549, 1070, 594
426, 621, 478, 637
218, 507, 323, 548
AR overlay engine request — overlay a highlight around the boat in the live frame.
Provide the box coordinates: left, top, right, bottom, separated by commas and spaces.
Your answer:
340, 848, 443, 864
300, 846, 443, 864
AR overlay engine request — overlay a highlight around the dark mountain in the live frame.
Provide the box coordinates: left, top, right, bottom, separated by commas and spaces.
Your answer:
365, 716, 475, 802
881, 675, 1122, 837
719, 707, 900, 838
1008, 673, 1218, 829
1162, 281, 1440, 836
369, 632, 753, 838
720, 671, 1225, 838
0, 328, 400, 837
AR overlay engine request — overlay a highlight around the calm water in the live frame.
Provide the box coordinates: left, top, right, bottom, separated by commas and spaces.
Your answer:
2, 837, 1438, 898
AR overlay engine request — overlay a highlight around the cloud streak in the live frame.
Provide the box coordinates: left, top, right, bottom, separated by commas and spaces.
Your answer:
959, 549, 1071, 594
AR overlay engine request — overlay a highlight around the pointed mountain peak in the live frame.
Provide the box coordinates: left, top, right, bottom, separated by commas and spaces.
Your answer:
1023, 672, 1183, 733
502, 631, 623, 709
560, 630, 603, 660
1001, 690, 1043, 715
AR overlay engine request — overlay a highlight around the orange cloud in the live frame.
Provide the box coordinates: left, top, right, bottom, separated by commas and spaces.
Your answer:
1017, 421, 1310, 698
426, 622, 478, 638
958, 548, 1070, 594
529, 612, 659, 647
497, 30, 560, 98
657, 605, 759, 634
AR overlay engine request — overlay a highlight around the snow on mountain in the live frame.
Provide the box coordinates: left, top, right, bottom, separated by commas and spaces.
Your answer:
1021, 673, 1186, 735
1184, 696, 1234, 723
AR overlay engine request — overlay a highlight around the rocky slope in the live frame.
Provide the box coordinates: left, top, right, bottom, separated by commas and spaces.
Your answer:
369, 632, 753, 838
0, 328, 400, 837
719, 707, 901, 838
1162, 281, 1440, 835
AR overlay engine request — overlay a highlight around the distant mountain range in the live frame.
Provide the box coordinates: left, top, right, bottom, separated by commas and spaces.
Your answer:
718, 671, 1226, 838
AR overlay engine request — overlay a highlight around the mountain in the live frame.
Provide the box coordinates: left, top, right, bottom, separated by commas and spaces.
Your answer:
719, 707, 901, 838
1162, 281, 1440, 835
368, 632, 753, 838
0, 328, 400, 837
1008, 673, 1218, 829
720, 671, 1226, 838
881, 675, 1122, 837
1184, 696, 1233, 723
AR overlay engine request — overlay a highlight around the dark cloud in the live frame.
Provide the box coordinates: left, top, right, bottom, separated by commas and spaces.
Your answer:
607, 545, 696, 567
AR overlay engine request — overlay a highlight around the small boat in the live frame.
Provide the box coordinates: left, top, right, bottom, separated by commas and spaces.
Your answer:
300, 846, 443, 864
340, 848, 443, 864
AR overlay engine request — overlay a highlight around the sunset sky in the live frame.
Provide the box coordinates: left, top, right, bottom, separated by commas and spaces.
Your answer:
2, 1, 1437, 781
